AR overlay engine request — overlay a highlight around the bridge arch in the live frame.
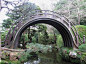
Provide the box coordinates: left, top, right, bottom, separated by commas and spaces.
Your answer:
13, 18, 74, 48
4, 10, 80, 48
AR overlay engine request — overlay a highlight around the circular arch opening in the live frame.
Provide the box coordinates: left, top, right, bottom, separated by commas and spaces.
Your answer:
13, 18, 74, 48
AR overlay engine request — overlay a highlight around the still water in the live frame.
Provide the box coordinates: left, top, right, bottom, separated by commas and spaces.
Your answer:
24, 49, 73, 64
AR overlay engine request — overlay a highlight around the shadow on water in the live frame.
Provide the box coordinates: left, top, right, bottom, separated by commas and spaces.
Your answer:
24, 48, 74, 64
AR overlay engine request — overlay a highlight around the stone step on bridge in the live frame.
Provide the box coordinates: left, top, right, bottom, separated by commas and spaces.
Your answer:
2, 10, 85, 49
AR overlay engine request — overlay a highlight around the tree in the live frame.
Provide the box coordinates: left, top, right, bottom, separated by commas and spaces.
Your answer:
1, 1, 41, 48
2, 18, 13, 28
54, 0, 86, 25
2, 2, 41, 29
0, 0, 29, 11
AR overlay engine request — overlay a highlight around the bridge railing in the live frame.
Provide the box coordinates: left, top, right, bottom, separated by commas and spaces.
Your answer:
65, 17, 85, 47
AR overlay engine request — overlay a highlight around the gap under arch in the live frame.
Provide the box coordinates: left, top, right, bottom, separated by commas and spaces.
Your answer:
13, 18, 74, 48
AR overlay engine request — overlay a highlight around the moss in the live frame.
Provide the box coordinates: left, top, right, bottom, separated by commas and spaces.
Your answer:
1, 60, 21, 64
82, 52, 86, 55
79, 44, 86, 50
70, 58, 80, 63
56, 53, 62, 62
81, 55, 86, 62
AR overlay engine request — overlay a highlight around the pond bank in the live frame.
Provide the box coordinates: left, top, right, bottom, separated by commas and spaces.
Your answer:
1, 46, 86, 64
59, 47, 86, 64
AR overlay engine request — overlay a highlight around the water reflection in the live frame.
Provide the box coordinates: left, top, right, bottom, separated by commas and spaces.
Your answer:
24, 58, 40, 64
24, 57, 73, 64
24, 49, 73, 64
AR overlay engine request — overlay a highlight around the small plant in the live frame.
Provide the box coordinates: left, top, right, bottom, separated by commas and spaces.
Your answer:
56, 35, 63, 48
78, 44, 86, 50
26, 43, 52, 53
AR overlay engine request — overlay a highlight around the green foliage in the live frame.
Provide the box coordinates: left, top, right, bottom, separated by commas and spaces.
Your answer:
37, 24, 47, 32
2, 2, 41, 29
48, 34, 56, 44
8, 60, 21, 64
56, 35, 63, 48
26, 43, 52, 53
37, 24, 49, 45
19, 52, 29, 62
70, 58, 80, 63
81, 53, 86, 63
2, 18, 13, 28
1, 60, 21, 64
32, 36, 36, 43
1, 30, 8, 44
56, 53, 62, 62
78, 44, 86, 50
80, 19, 86, 26
75, 25, 86, 37
54, 0, 86, 25
38, 30, 49, 44
34, 32, 38, 43
54, 0, 67, 10
21, 34, 30, 43
7, 2, 40, 20
75, 25, 86, 43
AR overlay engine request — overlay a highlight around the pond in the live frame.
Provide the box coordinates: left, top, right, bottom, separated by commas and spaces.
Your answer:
24, 48, 74, 64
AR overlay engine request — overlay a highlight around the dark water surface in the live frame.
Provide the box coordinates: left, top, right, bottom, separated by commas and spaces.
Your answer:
24, 49, 73, 64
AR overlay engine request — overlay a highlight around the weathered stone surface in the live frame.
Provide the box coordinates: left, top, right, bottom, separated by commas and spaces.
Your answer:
69, 51, 77, 58
2, 51, 10, 59
77, 51, 82, 55
10, 52, 18, 61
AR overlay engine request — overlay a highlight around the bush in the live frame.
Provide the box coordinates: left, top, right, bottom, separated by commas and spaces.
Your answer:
1, 31, 8, 41
38, 32, 49, 45
26, 43, 52, 53
56, 35, 63, 48
78, 44, 86, 50
75, 25, 86, 43
48, 34, 56, 44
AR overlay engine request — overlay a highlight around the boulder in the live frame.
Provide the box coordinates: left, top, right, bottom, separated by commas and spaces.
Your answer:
69, 51, 77, 58
10, 52, 19, 61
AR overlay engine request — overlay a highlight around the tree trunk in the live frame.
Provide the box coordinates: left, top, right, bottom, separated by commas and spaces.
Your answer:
78, 13, 80, 25
22, 31, 26, 49
77, 8, 80, 25
53, 29, 56, 44
28, 27, 32, 43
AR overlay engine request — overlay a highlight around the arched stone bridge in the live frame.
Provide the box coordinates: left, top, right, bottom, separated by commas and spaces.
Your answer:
2, 10, 84, 49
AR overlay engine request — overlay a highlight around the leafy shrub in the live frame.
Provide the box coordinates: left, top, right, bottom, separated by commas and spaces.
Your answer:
75, 25, 86, 43
56, 35, 63, 48
48, 34, 56, 44
19, 51, 31, 62
32, 36, 36, 43
78, 44, 86, 50
38, 32, 49, 45
26, 43, 52, 53
1, 31, 8, 41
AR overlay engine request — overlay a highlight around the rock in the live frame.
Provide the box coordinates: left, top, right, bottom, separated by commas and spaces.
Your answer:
2, 51, 10, 59
69, 51, 77, 58
10, 52, 18, 61
77, 51, 82, 55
